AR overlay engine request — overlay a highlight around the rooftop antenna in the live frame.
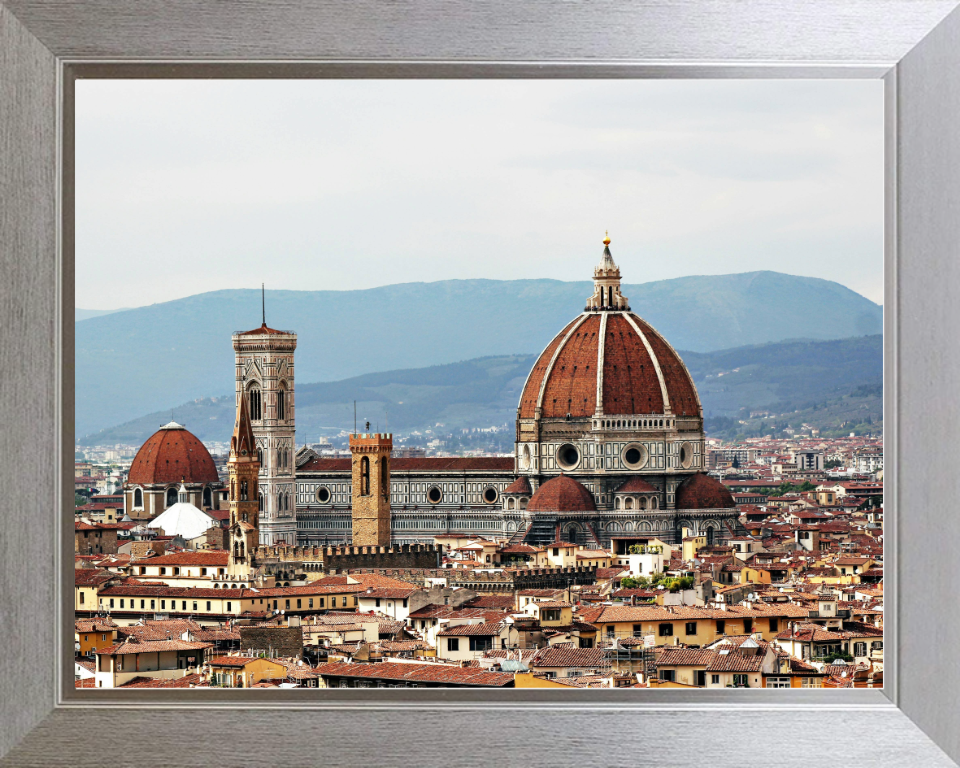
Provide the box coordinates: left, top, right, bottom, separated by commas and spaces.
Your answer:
261, 283, 265, 326
354, 401, 357, 434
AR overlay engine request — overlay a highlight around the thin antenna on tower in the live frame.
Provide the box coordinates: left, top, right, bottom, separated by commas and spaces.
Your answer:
354, 400, 357, 434
261, 283, 265, 326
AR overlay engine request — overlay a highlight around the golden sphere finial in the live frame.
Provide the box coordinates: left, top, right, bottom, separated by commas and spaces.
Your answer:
603, 230, 611, 247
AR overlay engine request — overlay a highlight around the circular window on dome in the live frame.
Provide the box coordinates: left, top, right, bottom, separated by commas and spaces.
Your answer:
556, 443, 581, 471
483, 486, 499, 504
679, 441, 694, 469
315, 486, 331, 504
427, 486, 443, 504
622, 443, 649, 469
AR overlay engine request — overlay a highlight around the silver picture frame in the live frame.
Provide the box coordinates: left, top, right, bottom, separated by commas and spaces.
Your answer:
2, 1, 959, 765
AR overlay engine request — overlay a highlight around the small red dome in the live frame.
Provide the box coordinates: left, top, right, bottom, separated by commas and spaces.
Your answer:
504, 476, 532, 495
615, 477, 658, 494
527, 474, 596, 513
127, 423, 219, 486
675, 473, 736, 509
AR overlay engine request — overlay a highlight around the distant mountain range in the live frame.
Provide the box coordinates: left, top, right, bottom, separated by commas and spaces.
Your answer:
79, 334, 882, 446
75, 272, 882, 439
76, 307, 130, 322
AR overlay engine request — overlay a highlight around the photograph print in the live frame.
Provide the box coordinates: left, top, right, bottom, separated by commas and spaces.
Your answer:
73, 78, 884, 691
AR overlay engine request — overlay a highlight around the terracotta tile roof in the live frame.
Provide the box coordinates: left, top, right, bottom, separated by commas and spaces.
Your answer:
503, 476, 532, 495
119, 673, 206, 688
375, 641, 432, 652
532, 601, 573, 609
437, 622, 502, 637
518, 589, 566, 598
118, 619, 204, 640
499, 544, 540, 554
527, 474, 596, 513
191, 628, 241, 642
596, 567, 629, 580
463, 595, 517, 610
705, 651, 766, 673
358, 587, 417, 600
654, 648, 718, 667
75, 678, 97, 688
209, 656, 258, 667
127, 424, 219, 485
96, 638, 212, 655
131, 551, 229, 566
312, 660, 514, 687
75, 569, 114, 587
99, 585, 238, 599
531, 644, 608, 669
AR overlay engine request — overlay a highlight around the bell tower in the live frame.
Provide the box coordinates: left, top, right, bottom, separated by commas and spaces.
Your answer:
232, 292, 297, 546
227, 387, 260, 578
349, 431, 393, 546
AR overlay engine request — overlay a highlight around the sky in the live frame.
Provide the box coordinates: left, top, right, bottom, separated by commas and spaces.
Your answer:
76, 79, 884, 308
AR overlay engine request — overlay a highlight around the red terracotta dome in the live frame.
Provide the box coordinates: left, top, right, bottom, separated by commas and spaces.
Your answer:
615, 477, 658, 494
503, 476, 533, 495
127, 422, 219, 486
518, 311, 700, 420
527, 474, 596, 513
675, 473, 736, 509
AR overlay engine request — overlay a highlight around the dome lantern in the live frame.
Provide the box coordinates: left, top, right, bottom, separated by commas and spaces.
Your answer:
587, 232, 629, 311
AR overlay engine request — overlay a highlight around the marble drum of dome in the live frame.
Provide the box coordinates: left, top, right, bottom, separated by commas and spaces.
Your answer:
515, 235, 707, 512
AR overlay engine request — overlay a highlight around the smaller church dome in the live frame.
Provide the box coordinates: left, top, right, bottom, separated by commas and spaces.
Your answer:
675, 473, 736, 509
527, 474, 596, 513
503, 476, 533, 495
615, 477, 658, 494
128, 422, 219, 486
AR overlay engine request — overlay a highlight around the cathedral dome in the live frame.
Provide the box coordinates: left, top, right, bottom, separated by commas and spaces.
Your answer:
518, 238, 700, 421
128, 422, 219, 486
675, 473, 736, 509
527, 474, 597, 513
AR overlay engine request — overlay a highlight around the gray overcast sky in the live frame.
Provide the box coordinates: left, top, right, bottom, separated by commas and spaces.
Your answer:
76, 79, 884, 307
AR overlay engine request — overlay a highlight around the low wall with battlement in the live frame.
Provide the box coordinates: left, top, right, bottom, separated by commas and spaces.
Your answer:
255, 543, 443, 572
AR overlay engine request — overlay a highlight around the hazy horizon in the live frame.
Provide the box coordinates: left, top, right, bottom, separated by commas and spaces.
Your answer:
76, 267, 883, 316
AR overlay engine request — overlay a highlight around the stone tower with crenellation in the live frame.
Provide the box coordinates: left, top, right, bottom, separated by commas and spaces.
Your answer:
349, 432, 393, 546
232, 301, 297, 546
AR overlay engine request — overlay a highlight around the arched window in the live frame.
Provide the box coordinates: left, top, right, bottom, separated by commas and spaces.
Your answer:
361, 456, 370, 496
166, 487, 177, 507
202, 487, 212, 508
249, 387, 262, 421
651, 497, 659, 509
277, 386, 286, 421
258, 493, 263, 512
257, 447, 263, 465
240, 481, 248, 501
381, 458, 389, 498
134, 488, 143, 508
